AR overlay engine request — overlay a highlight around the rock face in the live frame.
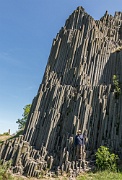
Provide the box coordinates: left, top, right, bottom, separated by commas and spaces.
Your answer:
0, 6, 122, 177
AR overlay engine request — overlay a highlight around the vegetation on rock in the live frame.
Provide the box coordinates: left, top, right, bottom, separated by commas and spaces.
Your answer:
113, 75, 121, 98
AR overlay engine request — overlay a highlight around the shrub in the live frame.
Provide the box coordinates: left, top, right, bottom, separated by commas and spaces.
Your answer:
95, 146, 118, 171
0, 160, 13, 180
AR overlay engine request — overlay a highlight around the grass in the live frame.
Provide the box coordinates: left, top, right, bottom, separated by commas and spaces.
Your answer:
77, 171, 122, 180
0, 135, 11, 144
0, 130, 24, 144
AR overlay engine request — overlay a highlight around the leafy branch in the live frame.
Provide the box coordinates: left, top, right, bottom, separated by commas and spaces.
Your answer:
16, 104, 31, 130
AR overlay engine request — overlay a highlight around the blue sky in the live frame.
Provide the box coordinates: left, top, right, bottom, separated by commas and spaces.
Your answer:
0, 0, 122, 134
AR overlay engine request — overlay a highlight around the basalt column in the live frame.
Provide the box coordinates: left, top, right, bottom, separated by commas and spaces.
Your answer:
0, 6, 122, 177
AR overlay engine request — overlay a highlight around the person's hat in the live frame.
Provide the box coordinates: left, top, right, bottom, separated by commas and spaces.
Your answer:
77, 130, 81, 133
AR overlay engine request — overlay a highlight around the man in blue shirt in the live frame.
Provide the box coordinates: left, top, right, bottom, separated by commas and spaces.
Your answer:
75, 130, 84, 160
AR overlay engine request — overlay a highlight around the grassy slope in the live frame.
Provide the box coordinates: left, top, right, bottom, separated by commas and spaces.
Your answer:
0, 130, 23, 144
0, 135, 11, 142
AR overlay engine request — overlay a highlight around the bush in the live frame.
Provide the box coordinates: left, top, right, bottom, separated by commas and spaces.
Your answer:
95, 146, 118, 171
0, 160, 13, 180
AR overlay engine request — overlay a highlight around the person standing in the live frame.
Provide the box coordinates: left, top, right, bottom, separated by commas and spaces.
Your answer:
74, 130, 84, 160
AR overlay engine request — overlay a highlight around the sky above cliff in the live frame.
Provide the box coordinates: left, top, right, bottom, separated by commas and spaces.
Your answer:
0, 0, 122, 134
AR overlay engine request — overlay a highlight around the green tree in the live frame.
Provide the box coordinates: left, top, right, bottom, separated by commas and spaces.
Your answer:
16, 104, 31, 130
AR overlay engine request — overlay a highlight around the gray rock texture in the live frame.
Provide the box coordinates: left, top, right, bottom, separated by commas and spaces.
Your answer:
0, 6, 122, 178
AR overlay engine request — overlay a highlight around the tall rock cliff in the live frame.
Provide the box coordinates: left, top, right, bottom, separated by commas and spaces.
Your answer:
0, 6, 122, 178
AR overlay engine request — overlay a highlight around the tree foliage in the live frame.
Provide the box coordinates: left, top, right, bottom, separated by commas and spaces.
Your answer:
95, 146, 118, 171
16, 104, 31, 130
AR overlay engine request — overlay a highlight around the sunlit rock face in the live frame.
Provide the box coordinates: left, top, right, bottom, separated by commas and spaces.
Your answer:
0, 7, 122, 178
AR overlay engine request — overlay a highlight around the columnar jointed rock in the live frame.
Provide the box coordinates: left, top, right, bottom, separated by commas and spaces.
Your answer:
0, 6, 122, 177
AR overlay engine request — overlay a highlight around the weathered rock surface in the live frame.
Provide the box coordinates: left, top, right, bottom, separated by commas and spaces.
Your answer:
0, 6, 122, 178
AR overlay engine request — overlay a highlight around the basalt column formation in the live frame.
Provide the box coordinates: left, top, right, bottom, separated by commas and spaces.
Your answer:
0, 7, 122, 178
